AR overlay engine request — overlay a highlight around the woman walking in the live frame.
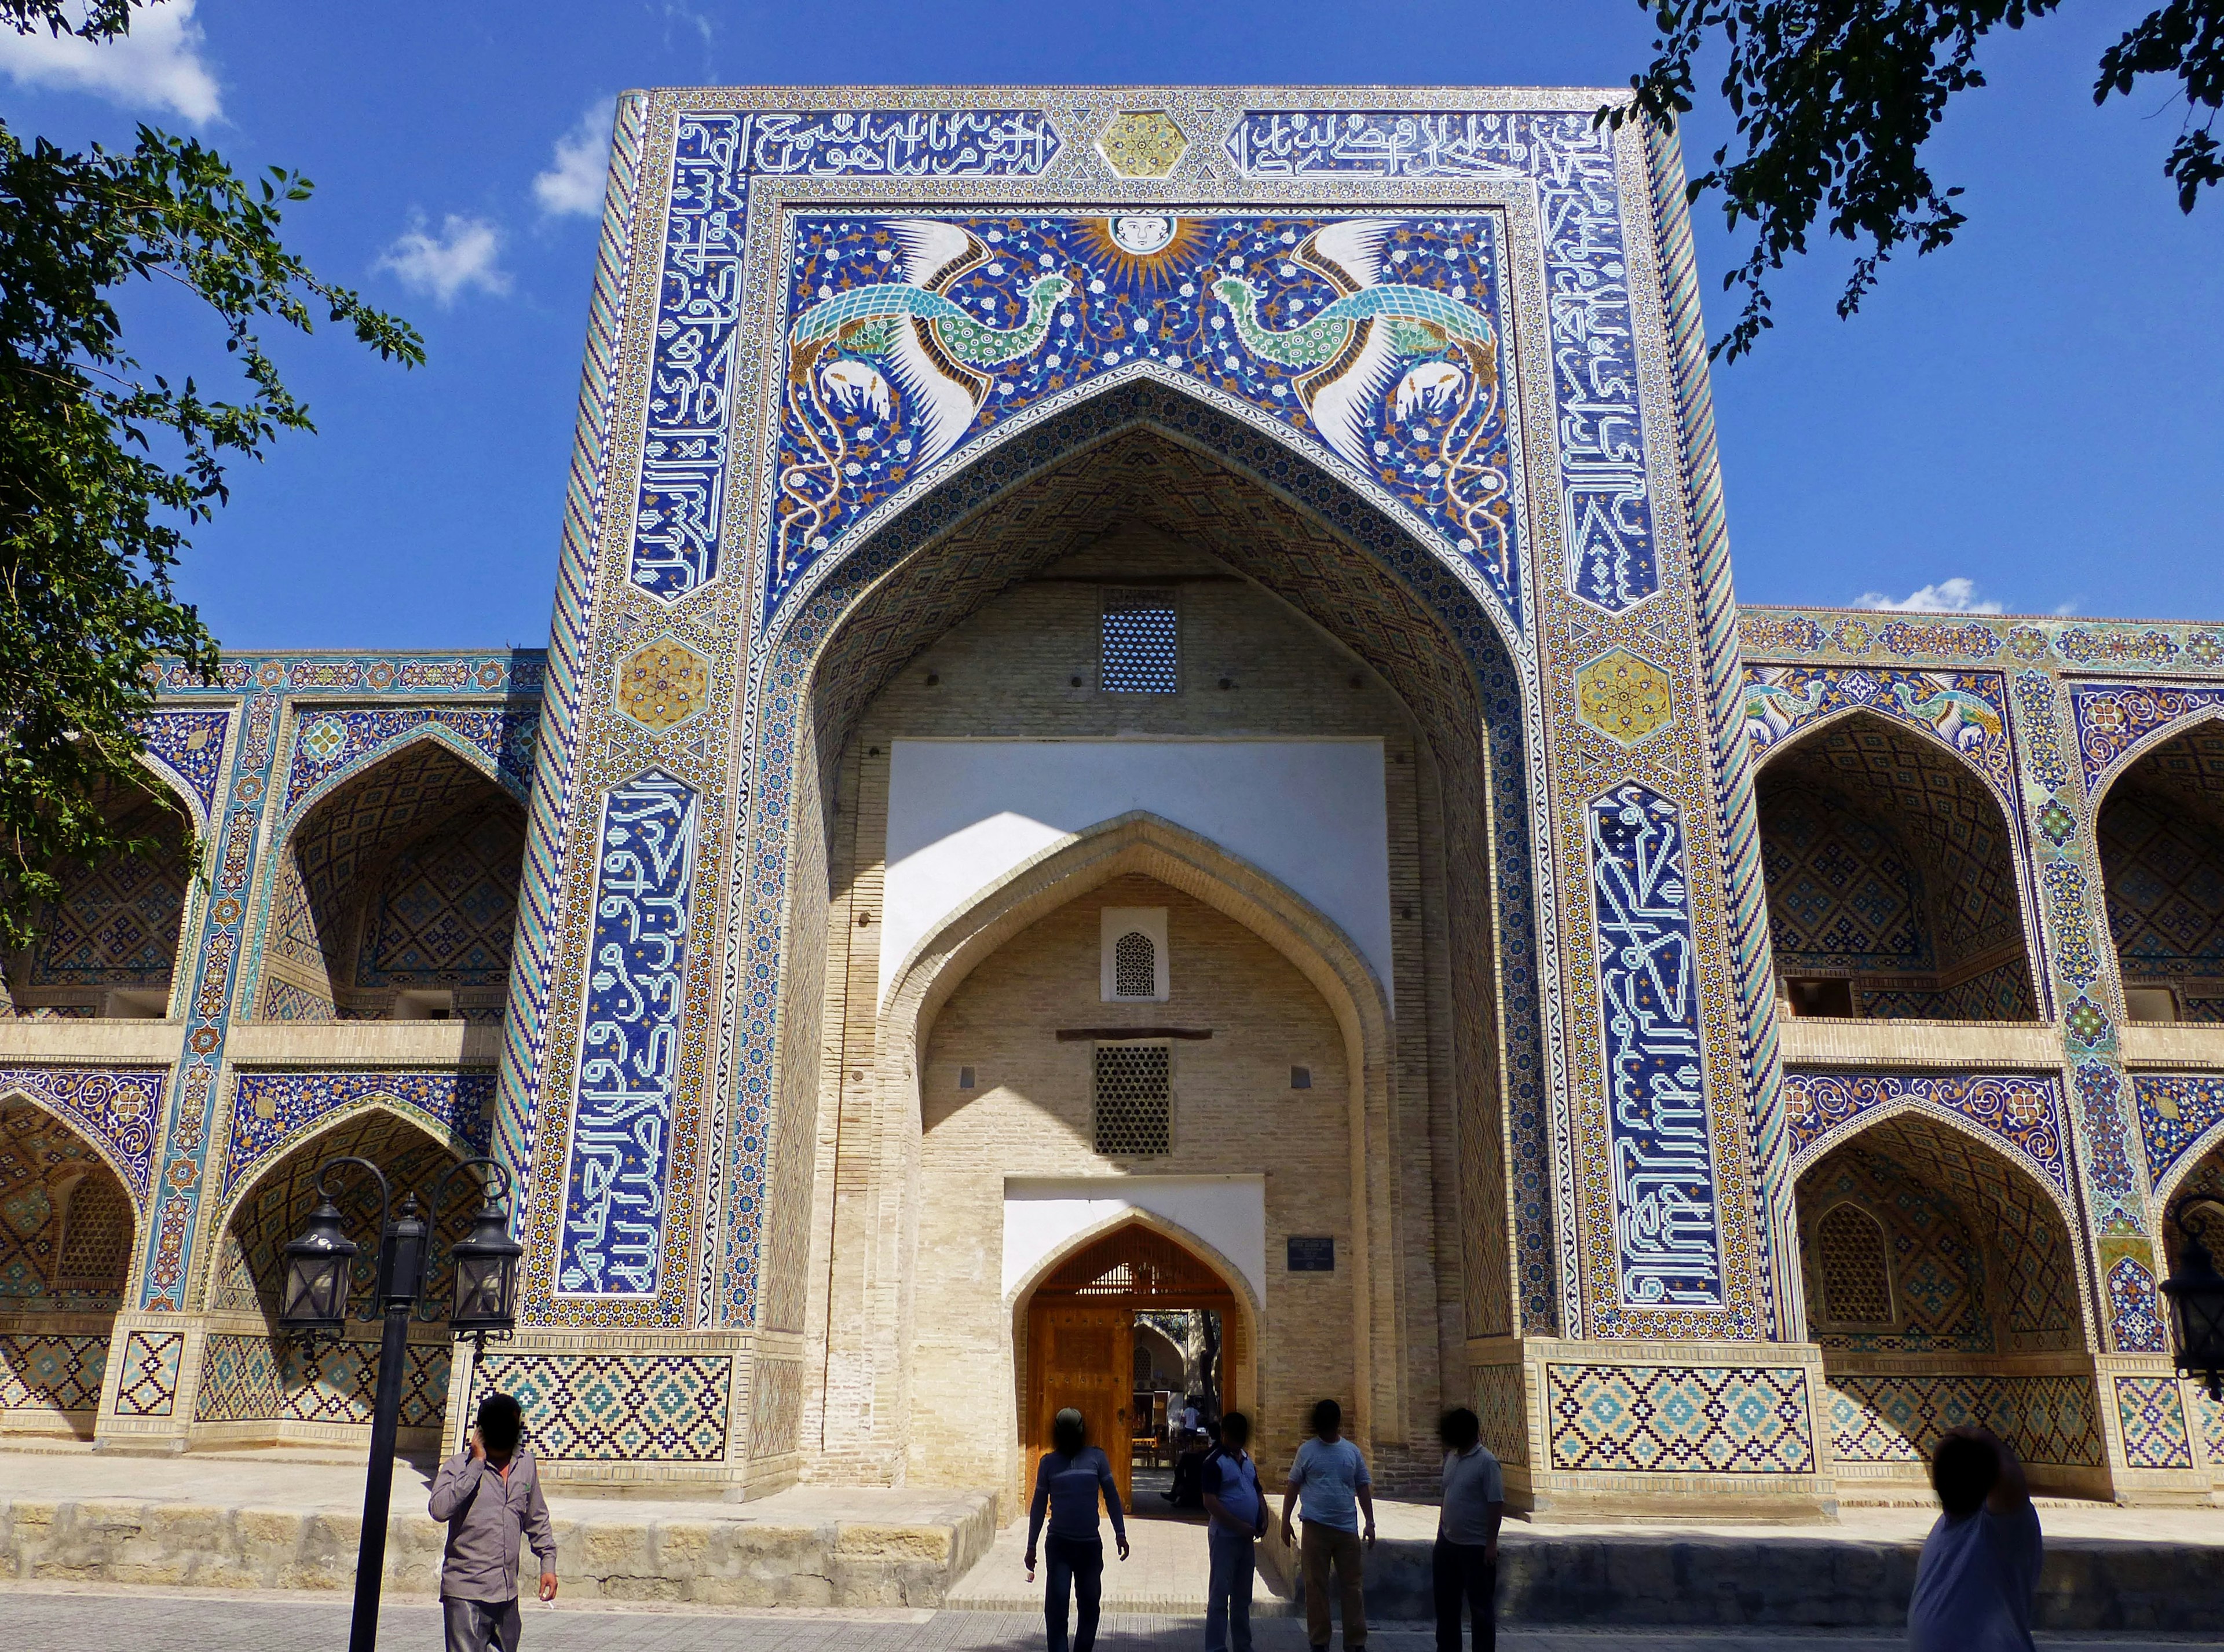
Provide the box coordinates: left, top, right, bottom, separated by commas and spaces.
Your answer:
1025, 1407, 1131, 1652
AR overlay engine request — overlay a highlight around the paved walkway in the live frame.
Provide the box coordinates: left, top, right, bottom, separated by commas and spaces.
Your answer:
0, 1584, 2210, 1651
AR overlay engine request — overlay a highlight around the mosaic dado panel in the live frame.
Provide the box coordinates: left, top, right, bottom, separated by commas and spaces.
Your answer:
1472, 1362, 1528, 1466
2134, 1074, 2224, 1192
0, 1332, 108, 1412
0, 1068, 163, 1204
192, 1332, 448, 1430
748, 1357, 804, 1458
1546, 1362, 1816, 1474
471, 1350, 730, 1461
1783, 1072, 2071, 1200
1826, 1371, 2103, 1468
221, 1070, 494, 1203
113, 1329, 184, 1416
2114, 1374, 2196, 1470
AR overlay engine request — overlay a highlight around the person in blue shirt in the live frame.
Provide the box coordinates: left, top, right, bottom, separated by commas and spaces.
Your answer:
1909, 1426, 2041, 1652
1025, 1408, 1131, 1652
1280, 1397, 1376, 1652
1201, 1409, 1268, 1652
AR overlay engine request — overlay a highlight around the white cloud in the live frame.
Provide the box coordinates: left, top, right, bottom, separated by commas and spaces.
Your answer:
1852, 576, 2004, 615
533, 99, 616, 217
376, 215, 511, 306
0, 0, 221, 121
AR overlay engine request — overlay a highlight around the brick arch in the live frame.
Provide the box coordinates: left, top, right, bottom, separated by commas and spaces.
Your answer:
730, 385, 1552, 1354
1754, 708, 2038, 1021
0, 1093, 141, 1306
255, 735, 525, 1023
12, 773, 194, 1018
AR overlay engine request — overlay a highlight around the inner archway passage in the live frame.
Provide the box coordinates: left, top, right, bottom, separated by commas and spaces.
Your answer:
1757, 714, 2036, 1021
3, 778, 191, 1019
1025, 1222, 1243, 1515
2097, 722, 2224, 1022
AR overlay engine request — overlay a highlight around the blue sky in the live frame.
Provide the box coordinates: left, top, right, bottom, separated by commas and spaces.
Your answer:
4, 1, 2220, 646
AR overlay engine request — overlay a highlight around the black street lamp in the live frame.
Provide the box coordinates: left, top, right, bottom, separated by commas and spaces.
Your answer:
2161, 1194, 2224, 1402
278, 1154, 519, 1652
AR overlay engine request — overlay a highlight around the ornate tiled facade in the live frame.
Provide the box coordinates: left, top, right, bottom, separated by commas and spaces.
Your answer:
0, 83, 2218, 1506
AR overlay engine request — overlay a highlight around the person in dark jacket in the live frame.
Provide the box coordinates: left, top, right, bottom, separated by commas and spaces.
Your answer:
427, 1392, 558, 1652
1024, 1408, 1131, 1652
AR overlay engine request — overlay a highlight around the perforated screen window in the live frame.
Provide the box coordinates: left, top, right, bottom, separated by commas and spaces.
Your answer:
1101, 588, 1177, 693
1112, 931, 1156, 998
1817, 1203, 1892, 1325
1094, 1042, 1171, 1157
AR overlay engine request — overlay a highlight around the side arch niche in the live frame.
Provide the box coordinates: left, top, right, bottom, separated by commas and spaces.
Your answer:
0, 1093, 140, 1438
257, 736, 526, 1024
1793, 1109, 2102, 1497
2, 775, 192, 1020
2093, 718, 2224, 1023
744, 394, 1540, 1503
193, 1102, 469, 1450
1753, 710, 2039, 1022
2157, 1134, 2224, 1483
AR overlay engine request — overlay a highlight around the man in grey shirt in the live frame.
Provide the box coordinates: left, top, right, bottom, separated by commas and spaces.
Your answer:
427, 1392, 559, 1652
1433, 1407, 1504, 1652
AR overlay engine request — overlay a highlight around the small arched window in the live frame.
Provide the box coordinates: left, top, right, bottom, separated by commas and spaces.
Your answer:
1113, 931, 1156, 998
1817, 1201, 1893, 1325
1100, 906, 1168, 1001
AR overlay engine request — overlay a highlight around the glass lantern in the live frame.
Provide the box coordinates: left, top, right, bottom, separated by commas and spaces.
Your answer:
278, 1196, 360, 1337
447, 1202, 522, 1338
2164, 1222, 2224, 1402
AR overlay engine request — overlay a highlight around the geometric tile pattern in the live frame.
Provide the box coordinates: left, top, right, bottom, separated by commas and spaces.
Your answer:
1797, 1145, 1988, 1351
359, 803, 524, 985
0, 1069, 163, 1202
1783, 1071, 2071, 1198
113, 1329, 185, 1416
749, 1357, 804, 1458
28, 794, 191, 987
470, 1351, 729, 1462
2068, 681, 2224, 792
0, 1332, 108, 1412
2098, 774, 2224, 979
0, 1099, 137, 1306
191, 1332, 449, 1430
2132, 1074, 2224, 1190
613, 636, 711, 732
2114, 1375, 2194, 1470
137, 707, 233, 822
221, 1070, 492, 1202
280, 705, 536, 813
1098, 109, 1187, 179
1472, 1362, 1528, 1466
1827, 1372, 2104, 1467
2200, 1386, 2224, 1478
1575, 648, 1677, 747
1760, 783, 1931, 970
1546, 1363, 1816, 1472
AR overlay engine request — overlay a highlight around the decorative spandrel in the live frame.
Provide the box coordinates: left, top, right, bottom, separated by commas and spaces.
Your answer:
1589, 782, 1722, 1309
557, 771, 700, 1298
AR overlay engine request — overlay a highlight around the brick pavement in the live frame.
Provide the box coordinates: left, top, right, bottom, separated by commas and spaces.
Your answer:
0, 1586, 2210, 1651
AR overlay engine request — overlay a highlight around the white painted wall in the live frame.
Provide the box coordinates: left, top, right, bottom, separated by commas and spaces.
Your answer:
1003, 1175, 1267, 1303
883, 738, 1391, 1006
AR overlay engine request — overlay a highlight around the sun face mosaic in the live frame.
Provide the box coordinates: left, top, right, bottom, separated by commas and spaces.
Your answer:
773, 211, 1521, 626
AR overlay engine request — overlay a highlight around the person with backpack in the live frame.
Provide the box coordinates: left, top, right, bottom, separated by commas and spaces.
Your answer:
1201, 1410, 1267, 1652
1024, 1407, 1131, 1652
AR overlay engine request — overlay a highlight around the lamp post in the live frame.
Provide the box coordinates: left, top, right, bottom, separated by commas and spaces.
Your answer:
2161, 1193, 2224, 1402
277, 1154, 520, 1652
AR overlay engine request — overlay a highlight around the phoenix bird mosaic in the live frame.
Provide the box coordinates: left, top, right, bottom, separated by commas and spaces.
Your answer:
776, 212, 1518, 623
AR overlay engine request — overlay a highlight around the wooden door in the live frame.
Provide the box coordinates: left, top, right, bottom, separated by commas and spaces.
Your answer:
1029, 1302, 1135, 1514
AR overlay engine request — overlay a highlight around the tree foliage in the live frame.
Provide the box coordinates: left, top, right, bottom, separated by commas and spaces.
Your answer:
1606, 1, 2224, 359
0, 1, 422, 951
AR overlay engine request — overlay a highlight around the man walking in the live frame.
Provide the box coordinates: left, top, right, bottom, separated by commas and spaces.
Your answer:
1909, 1425, 2042, 1651
1279, 1397, 1374, 1652
1201, 1410, 1267, 1652
428, 1392, 558, 1652
1432, 1407, 1503, 1652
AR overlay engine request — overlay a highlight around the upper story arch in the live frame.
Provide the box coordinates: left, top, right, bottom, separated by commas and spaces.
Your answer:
254, 730, 527, 1024
2087, 713, 2224, 1022
1751, 708, 2040, 1022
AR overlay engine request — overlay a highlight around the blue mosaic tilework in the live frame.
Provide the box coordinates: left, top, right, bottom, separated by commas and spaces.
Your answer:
1783, 1072, 2069, 1198
774, 211, 1521, 627
2108, 1256, 2166, 1354
1547, 1363, 1815, 1473
2069, 681, 2224, 791
192, 1332, 447, 1429
138, 708, 233, 823
155, 653, 545, 697
113, 1329, 184, 1416
471, 1350, 729, 1461
221, 1070, 494, 1201
1742, 665, 2016, 803
0, 1067, 163, 1203
1226, 109, 1659, 613
1740, 609, 2224, 675
557, 772, 700, 1298
1589, 783, 1720, 1308
282, 705, 537, 813
627, 108, 1059, 603
1827, 1371, 2102, 1467
2115, 1374, 2195, 1469
2200, 1386, 2224, 1475
2134, 1074, 2224, 1189
0, 1332, 107, 1412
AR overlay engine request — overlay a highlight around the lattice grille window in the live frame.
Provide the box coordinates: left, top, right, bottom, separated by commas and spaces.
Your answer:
1818, 1202, 1892, 1325
1101, 588, 1178, 693
56, 1175, 130, 1291
1095, 1042, 1171, 1157
1113, 931, 1156, 998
